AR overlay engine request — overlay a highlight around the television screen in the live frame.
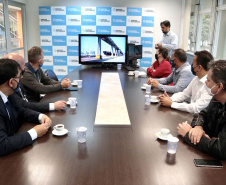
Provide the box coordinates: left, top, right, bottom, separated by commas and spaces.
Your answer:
134, 45, 142, 59
79, 34, 127, 64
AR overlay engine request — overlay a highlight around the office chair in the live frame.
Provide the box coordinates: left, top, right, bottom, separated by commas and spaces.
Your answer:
44, 69, 58, 81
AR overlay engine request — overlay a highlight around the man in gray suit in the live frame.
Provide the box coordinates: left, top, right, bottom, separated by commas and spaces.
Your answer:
5, 53, 66, 112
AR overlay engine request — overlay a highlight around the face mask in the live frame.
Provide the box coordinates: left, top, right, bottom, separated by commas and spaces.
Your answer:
11, 79, 20, 93
171, 59, 176, 68
40, 59, 44, 67
204, 83, 219, 96
155, 54, 158, 61
191, 64, 196, 76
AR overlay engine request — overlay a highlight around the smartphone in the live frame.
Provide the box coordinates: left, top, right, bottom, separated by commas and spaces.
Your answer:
194, 159, 223, 168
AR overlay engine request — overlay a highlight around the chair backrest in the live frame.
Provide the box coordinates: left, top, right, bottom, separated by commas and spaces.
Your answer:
44, 69, 58, 81
186, 51, 195, 65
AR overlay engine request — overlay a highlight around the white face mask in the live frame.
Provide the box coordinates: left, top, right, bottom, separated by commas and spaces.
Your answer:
204, 83, 218, 96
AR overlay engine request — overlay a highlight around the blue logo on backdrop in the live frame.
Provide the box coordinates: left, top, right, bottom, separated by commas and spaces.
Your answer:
141, 37, 153, 47
126, 27, 141, 37
81, 15, 96, 25
142, 16, 154, 27
52, 15, 66, 25
66, 7, 81, 15
53, 56, 67, 66
97, 7, 111, 15
42, 66, 54, 72
140, 57, 152, 67
127, 7, 142, 16
96, 26, 111, 34
67, 26, 81, 36
67, 46, 78, 56
112, 16, 126, 26
39, 7, 51, 15
41, 46, 53, 56
68, 66, 77, 73
40, 26, 52, 36
52, 36, 67, 46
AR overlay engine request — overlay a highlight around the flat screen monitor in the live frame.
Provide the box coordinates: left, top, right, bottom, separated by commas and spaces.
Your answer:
127, 44, 135, 61
79, 34, 128, 65
134, 45, 142, 59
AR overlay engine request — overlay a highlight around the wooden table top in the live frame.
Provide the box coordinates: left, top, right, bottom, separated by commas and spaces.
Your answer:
0, 66, 225, 185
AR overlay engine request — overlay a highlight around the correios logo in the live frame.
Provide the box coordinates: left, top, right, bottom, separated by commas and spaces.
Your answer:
43, 49, 51, 53
55, 59, 65, 63
113, 29, 125, 33
130, 40, 139, 44
41, 19, 50, 22
83, 19, 95, 23
142, 30, 153, 34
53, 18, 64, 22
142, 40, 152, 44
128, 19, 140, 23
44, 59, 52, 63
128, 30, 139, 34
56, 69, 66, 72
67, 7, 80, 12
54, 29, 65, 33
143, 20, 154, 24
40, 29, 51, 33
144, 9, 154, 13
67, 18, 80, 22
68, 29, 80, 33
128, 9, 140, 13
54, 8, 64, 11
68, 39, 78, 43
40, 8, 49, 12
114, 8, 125, 12
69, 59, 78, 63
98, 19, 110, 22
85, 8, 95, 11
142, 61, 151, 64
54, 49, 66, 53
53, 39, 65, 43
42, 39, 51, 43
98, 29, 109, 33
83, 29, 95, 33
68, 49, 78, 53
98, 8, 110, 12
113, 19, 125, 23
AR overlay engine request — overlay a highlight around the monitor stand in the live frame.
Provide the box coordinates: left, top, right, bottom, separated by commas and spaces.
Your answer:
92, 63, 115, 69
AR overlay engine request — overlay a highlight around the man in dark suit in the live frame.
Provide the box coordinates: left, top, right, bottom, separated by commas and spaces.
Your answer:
20, 46, 71, 102
5, 53, 66, 112
0, 59, 52, 156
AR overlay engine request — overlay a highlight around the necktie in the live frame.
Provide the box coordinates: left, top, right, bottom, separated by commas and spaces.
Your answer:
5, 101, 17, 134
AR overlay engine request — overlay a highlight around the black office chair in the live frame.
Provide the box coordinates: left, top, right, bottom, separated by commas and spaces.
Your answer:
44, 69, 58, 81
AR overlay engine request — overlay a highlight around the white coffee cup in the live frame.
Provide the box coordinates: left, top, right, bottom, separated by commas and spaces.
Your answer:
135, 71, 139, 77
160, 128, 170, 138
76, 127, 87, 143
117, 64, 122, 70
54, 124, 64, 133
68, 97, 77, 108
77, 80, 83, 88
167, 137, 179, 154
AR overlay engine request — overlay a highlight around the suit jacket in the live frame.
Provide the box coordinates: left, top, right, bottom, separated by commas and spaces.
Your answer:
0, 95, 40, 156
20, 65, 62, 102
12, 91, 50, 112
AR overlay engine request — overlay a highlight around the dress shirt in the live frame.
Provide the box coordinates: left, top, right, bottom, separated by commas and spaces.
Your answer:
0, 91, 43, 141
159, 30, 178, 56
156, 62, 194, 93
170, 75, 212, 114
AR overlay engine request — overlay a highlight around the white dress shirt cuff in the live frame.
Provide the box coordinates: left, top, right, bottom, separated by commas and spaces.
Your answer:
49, 103, 55, 111
38, 114, 44, 123
28, 128, 38, 141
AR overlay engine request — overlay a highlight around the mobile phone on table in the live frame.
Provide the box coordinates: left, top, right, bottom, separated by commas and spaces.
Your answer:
194, 159, 223, 168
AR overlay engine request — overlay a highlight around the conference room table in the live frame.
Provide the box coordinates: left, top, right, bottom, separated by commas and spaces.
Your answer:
0, 66, 226, 185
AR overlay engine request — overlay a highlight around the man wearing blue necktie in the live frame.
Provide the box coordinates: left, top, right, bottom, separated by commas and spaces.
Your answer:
0, 59, 52, 156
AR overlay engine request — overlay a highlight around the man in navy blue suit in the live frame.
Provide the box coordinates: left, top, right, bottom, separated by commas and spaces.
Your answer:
0, 58, 52, 156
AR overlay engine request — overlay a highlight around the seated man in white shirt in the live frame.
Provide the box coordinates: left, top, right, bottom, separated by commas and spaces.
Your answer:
158, 50, 213, 114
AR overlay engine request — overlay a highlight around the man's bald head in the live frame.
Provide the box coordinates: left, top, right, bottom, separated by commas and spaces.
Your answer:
4, 53, 25, 70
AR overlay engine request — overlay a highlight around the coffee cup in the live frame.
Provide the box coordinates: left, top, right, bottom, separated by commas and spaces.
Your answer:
160, 128, 170, 138
76, 127, 87, 143
134, 71, 139, 77
117, 64, 122, 70
77, 80, 83, 88
68, 97, 77, 109
54, 124, 64, 133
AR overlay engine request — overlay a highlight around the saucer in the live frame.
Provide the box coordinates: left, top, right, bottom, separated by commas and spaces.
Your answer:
155, 131, 173, 141
71, 82, 78, 86
128, 73, 134, 76
150, 96, 159, 103
138, 72, 147, 76
67, 101, 78, 105
52, 129, 68, 136
141, 86, 146, 90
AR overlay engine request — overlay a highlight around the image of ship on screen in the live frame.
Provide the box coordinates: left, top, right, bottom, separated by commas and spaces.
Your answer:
80, 36, 126, 63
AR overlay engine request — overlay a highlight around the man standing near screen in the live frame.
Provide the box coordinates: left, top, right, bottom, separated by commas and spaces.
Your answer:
156, 20, 178, 57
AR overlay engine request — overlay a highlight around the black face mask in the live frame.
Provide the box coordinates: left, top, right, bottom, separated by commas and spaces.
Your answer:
191, 64, 196, 76
155, 54, 158, 61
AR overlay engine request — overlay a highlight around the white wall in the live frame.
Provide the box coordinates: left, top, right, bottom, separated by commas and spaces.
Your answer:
25, 0, 183, 51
